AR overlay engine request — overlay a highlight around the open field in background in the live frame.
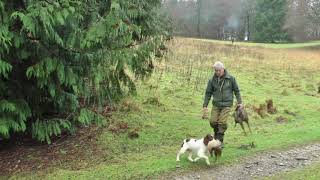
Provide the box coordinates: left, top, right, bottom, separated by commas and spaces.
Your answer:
191, 37, 320, 49
7, 37, 320, 179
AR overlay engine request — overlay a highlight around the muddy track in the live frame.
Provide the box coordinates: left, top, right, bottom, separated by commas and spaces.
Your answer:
161, 143, 320, 180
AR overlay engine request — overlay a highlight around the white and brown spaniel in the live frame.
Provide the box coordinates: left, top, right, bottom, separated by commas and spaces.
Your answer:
176, 134, 222, 166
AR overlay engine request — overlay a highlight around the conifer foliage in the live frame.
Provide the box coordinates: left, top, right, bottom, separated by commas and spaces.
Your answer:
0, 0, 171, 143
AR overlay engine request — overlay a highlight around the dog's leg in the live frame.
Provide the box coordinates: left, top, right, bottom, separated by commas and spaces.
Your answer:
214, 148, 222, 162
209, 148, 214, 157
176, 145, 188, 162
201, 154, 210, 165
193, 153, 201, 162
195, 151, 210, 165
240, 122, 247, 135
213, 149, 218, 162
246, 121, 252, 134
205, 157, 210, 165
188, 152, 194, 162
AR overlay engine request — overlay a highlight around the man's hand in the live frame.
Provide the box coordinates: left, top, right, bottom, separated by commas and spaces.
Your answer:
202, 107, 209, 119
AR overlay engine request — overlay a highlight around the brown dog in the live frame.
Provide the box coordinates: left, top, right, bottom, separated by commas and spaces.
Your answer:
233, 106, 251, 135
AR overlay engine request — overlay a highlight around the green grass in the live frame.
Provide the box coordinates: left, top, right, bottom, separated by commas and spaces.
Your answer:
6, 38, 320, 179
264, 162, 320, 180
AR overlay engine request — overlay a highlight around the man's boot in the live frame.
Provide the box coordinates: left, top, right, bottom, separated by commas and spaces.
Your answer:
217, 123, 227, 148
212, 123, 219, 139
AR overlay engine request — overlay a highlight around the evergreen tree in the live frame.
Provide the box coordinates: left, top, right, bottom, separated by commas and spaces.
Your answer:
0, 0, 171, 143
252, 0, 290, 42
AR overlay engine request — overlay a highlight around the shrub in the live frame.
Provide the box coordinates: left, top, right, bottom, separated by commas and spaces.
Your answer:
0, 0, 171, 143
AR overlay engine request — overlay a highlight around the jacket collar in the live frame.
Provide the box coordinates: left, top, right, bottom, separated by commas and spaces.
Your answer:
213, 69, 231, 79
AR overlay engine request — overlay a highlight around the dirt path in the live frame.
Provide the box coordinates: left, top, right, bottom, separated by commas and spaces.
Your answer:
161, 143, 320, 180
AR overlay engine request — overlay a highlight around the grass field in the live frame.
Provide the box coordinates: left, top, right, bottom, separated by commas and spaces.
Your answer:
7, 37, 320, 179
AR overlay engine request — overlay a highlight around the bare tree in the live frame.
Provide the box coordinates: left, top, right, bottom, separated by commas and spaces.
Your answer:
197, 0, 202, 37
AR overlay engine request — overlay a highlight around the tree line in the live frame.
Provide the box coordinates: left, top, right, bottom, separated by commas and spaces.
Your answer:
163, 0, 320, 42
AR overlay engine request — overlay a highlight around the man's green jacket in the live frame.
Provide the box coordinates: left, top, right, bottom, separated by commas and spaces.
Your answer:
203, 69, 242, 108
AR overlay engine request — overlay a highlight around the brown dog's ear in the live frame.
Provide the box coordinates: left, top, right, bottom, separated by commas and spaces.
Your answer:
203, 134, 213, 146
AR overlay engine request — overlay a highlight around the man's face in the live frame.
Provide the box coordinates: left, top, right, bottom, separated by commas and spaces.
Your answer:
214, 68, 224, 77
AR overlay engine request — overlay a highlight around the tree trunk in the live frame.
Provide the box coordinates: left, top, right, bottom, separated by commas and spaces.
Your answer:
247, 13, 250, 41
197, 0, 201, 37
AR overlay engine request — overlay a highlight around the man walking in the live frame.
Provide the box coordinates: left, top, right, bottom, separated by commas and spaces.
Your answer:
202, 61, 243, 147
